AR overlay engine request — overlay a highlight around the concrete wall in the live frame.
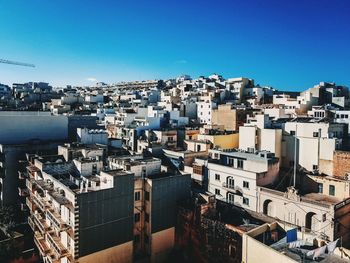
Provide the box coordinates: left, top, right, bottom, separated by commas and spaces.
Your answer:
79, 241, 133, 263
211, 105, 237, 131
150, 227, 175, 263
333, 151, 350, 178
239, 126, 256, 151
0, 111, 68, 144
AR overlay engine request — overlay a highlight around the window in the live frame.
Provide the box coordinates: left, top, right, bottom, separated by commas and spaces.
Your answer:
290, 130, 295, 136
243, 181, 249, 189
313, 132, 319, 137
237, 159, 244, 169
228, 158, 234, 166
243, 197, 249, 206
329, 185, 335, 196
145, 213, 150, 222
322, 214, 326, 222
318, 183, 323, 193
134, 213, 140, 222
215, 189, 220, 195
145, 191, 150, 201
215, 174, 220, 181
313, 165, 318, 171
134, 191, 141, 201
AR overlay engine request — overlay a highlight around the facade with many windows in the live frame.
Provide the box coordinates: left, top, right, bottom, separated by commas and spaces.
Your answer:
207, 149, 279, 210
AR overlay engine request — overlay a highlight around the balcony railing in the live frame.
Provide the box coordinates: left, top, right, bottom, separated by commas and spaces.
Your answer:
18, 187, 29, 197
32, 193, 48, 212
47, 209, 66, 230
33, 213, 50, 234
34, 234, 51, 256
222, 183, 243, 194
47, 233, 68, 257
26, 197, 36, 212
28, 216, 35, 231
18, 171, 27, 180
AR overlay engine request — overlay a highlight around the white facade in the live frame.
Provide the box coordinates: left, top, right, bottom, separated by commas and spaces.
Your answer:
207, 150, 279, 210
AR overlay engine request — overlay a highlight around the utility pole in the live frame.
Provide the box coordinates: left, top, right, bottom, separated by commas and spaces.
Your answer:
293, 124, 298, 187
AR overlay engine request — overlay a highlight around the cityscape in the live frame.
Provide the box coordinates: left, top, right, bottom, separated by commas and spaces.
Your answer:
1, 1, 350, 263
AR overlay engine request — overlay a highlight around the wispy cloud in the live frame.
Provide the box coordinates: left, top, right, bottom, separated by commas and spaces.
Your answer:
86, 77, 98, 82
174, 59, 188, 64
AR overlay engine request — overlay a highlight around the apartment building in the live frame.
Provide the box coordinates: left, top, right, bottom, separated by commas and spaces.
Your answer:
24, 154, 135, 263
133, 172, 191, 262
207, 149, 279, 210
196, 96, 215, 124
335, 110, 350, 134
282, 119, 345, 174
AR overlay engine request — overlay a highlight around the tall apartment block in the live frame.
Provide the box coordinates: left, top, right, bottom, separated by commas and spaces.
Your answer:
21, 144, 191, 263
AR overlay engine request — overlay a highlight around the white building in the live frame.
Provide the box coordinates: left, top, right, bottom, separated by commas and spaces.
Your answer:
207, 149, 279, 210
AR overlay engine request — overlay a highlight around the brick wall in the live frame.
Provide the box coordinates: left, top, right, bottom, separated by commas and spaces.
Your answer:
333, 151, 350, 178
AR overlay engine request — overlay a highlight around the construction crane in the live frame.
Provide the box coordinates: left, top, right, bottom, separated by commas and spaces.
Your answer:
0, 59, 35, 68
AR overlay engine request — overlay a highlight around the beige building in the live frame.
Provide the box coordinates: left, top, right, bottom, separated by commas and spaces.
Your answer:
257, 186, 350, 246
282, 121, 344, 174
211, 104, 237, 131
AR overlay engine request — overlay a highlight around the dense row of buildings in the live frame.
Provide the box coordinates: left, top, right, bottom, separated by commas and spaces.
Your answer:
0, 74, 350, 262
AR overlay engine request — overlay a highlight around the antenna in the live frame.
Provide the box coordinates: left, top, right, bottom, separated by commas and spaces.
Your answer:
0, 59, 35, 68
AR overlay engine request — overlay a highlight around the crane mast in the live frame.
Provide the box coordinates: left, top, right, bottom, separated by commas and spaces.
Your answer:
0, 59, 35, 68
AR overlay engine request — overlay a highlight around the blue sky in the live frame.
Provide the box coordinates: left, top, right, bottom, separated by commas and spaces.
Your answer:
0, 0, 350, 90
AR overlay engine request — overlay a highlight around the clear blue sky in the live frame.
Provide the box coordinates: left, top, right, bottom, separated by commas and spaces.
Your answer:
0, 0, 349, 90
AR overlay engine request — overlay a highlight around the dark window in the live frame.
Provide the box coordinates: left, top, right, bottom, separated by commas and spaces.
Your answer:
290, 130, 295, 136
134, 213, 140, 222
313, 132, 319, 137
215, 174, 220, 181
215, 189, 220, 195
237, 159, 244, 169
145, 213, 150, 222
145, 191, 150, 201
243, 197, 249, 206
329, 185, 335, 196
322, 214, 326, 222
313, 165, 318, 171
134, 191, 141, 201
228, 158, 234, 166
243, 181, 249, 189
318, 183, 323, 193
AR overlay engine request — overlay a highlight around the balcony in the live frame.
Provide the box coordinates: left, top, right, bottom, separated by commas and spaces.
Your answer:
28, 216, 35, 231
32, 194, 49, 212
34, 234, 51, 256
222, 183, 243, 195
33, 213, 50, 234
26, 178, 36, 193
18, 171, 27, 180
46, 254, 60, 263
47, 209, 66, 230
26, 197, 37, 212
18, 187, 29, 197
47, 232, 68, 257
